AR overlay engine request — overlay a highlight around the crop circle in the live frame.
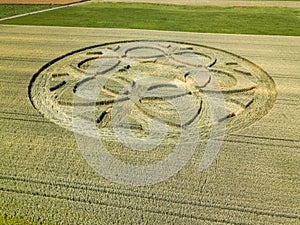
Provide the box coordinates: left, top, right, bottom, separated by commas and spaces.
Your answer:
29, 40, 277, 185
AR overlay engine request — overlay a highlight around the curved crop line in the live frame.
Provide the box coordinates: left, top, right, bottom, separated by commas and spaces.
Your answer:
115, 75, 132, 84
233, 69, 252, 76
218, 112, 235, 123
101, 86, 120, 97
208, 58, 217, 68
51, 73, 69, 78
140, 91, 192, 103
199, 75, 211, 89
203, 86, 256, 94
69, 64, 87, 74
228, 98, 247, 109
96, 111, 108, 124
108, 45, 120, 52
182, 100, 203, 127
77, 57, 100, 68
170, 51, 213, 68
49, 81, 67, 92
209, 69, 237, 80
95, 60, 121, 75
147, 83, 178, 91
124, 46, 166, 59
73, 77, 95, 93
86, 51, 103, 55
226, 62, 238, 66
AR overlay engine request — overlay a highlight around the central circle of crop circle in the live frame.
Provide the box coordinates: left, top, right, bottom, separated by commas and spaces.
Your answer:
107, 62, 204, 130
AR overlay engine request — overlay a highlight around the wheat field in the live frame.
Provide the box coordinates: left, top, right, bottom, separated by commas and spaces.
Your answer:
0, 24, 299, 224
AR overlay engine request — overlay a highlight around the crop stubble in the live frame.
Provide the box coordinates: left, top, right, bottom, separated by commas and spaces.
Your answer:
0, 25, 299, 224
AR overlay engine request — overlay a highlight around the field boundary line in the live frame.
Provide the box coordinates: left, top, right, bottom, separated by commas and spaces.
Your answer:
0, 0, 89, 21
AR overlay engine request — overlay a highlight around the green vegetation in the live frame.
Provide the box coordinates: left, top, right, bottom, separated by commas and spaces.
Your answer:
0, 213, 52, 225
0, 2, 299, 36
246, 0, 300, 1
0, 4, 57, 19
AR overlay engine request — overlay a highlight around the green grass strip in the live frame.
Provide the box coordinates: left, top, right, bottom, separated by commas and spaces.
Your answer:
237, 0, 300, 1
0, 2, 299, 36
0, 4, 58, 19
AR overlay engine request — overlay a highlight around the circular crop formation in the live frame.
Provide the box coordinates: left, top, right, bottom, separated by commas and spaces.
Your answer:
29, 40, 277, 139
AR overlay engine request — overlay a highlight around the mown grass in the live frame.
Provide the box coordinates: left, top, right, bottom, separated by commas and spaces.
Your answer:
247, 0, 300, 2
0, 4, 57, 19
0, 2, 299, 36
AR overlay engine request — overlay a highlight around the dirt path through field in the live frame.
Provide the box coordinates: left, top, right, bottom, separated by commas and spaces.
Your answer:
93, 0, 300, 7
